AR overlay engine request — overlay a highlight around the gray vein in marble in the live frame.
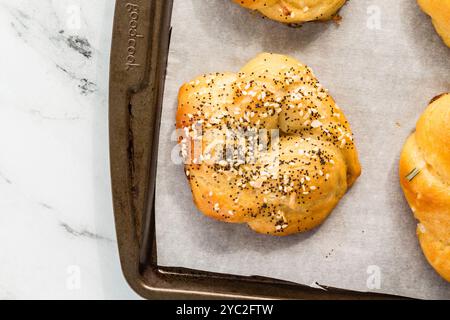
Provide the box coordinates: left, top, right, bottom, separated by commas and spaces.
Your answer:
60, 222, 113, 243
0, 172, 12, 185
38, 202, 54, 210
11, 7, 30, 20
35, 201, 112, 242
9, 7, 29, 28
10, 22, 23, 37
3, 4, 98, 95
8, 9, 29, 39
55, 64, 98, 96
53, 32, 98, 94
30, 109, 82, 121
65, 34, 92, 59
78, 78, 97, 95
0, 162, 110, 246
55, 64, 72, 75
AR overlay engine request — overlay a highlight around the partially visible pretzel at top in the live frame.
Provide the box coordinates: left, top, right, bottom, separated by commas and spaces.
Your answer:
177, 53, 361, 236
233, 0, 347, 24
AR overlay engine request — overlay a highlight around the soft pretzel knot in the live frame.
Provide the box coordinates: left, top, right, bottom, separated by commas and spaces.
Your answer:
418, 0, 450, 47
233, 0, 347, 23
177, 53, 361, 236
400, 94, 450, 281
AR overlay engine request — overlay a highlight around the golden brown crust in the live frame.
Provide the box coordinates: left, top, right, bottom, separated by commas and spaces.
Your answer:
399, 93, 450, 282
177, 53, 361, 236
233, 0, 347, 24
418, 0, 450, 47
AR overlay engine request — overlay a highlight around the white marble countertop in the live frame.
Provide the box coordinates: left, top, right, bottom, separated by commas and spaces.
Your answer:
0, 0, 139, 299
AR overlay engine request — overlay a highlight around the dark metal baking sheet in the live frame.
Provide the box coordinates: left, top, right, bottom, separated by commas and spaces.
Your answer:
109, 0, 404, 300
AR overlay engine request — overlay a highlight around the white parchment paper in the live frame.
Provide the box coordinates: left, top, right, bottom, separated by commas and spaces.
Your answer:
155, 0, 450, 299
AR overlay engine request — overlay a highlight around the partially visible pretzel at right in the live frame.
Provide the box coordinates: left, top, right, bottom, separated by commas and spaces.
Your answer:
400, 93, 450, 282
